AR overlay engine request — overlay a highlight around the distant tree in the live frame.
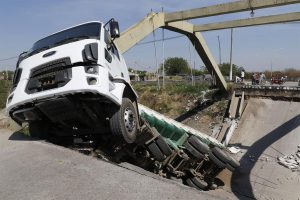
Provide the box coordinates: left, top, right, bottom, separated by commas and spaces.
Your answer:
161, 57, 189, 75
218, 63, 243, 77
193, 69, 204, 76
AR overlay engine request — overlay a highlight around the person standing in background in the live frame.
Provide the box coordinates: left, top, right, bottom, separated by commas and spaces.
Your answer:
241, 70, 245, 83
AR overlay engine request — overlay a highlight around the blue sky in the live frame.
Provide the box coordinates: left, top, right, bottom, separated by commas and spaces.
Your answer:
0, 0, 299, 72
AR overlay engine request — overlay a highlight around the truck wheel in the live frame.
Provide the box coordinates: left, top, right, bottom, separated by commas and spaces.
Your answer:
110, 98, 138, 144
188, 136, 210, 154
148, 142, 165, 162
156, 136, 173, 156
208, 152, 226, 169
28, 121, 47, 139
184, 142, 205, 160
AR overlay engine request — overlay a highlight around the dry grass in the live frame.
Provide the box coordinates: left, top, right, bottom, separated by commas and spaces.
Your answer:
133, 83, 209, 118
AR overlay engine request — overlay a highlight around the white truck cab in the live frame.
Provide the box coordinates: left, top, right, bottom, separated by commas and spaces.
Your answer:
7, 19, 139, 143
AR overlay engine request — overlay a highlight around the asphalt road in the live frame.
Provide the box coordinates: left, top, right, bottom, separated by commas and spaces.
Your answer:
228, 99, 300, 199
0, 129, 237, 200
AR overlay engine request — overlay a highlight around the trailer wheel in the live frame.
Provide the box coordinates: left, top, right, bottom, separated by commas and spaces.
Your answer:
110, 98, 138, 144
224, 152, 240, 168
28, 121, 47, 139
191, 177, 208, 190
226, 163, 235, 172
208, 152, 226, 169
186, 177, 208, 190
148, 142, 165, 162
212, 147, 230, 164
186, 178, 198, 189
188, 136, 210, 154
184, 142, 205, 160
156, 136, 173, 156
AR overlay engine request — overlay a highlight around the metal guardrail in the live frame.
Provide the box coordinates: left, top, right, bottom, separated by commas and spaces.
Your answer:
234, 84, 300, 99
239, 85, 300, 91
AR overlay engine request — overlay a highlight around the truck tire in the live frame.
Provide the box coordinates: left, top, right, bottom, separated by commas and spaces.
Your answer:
184, 142, 205, 160
148, 142, 165, 162
28, 121, 47, 139
188, 136, 210, 154
156, 136, 173, 156
212, 147, 230, 164
110, 98, 138, 144
208, 152, 226, 169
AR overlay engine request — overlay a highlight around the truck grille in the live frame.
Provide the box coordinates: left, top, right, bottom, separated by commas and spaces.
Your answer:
26, 57, 72, 94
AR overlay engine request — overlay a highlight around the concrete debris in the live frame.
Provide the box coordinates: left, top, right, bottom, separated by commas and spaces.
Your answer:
277, 146, 300, 171
228, 146, 241, 154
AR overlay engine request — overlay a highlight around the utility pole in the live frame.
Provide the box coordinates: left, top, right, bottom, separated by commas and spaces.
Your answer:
188, 40, 194, 86
270, 61, 273, 78
229, 28, 233, 81
5, 66, 8, 80
161, 7, 165, 89
217, 35, 222, 65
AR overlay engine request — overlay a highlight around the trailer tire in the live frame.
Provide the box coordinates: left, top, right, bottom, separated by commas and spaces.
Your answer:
188, 136, 210, 154
148, 142, 165, 162
209, 152, 226, 169
224, 152, 240, 168
109, 98, 138, 144
184, 142, 205, 160
156, 136, 173, 156
186, 177, 207, 190
29, 121, 47, 139
186, 178, 198, 189
191, 177, 208, 190
226, 163, 235, 172
212, 147, 230, 164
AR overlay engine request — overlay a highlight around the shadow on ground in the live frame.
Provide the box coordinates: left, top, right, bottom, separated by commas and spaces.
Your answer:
231, 114, 300, 199
9, 131, 35, 141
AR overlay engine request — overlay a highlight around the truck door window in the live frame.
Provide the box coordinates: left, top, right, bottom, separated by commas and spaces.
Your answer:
105, 49, 112, 63
111, 44, 120, 60
104, 29, 110, 44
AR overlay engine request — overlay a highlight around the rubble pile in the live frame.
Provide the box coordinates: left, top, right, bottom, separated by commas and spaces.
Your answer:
277, 145, 300, 171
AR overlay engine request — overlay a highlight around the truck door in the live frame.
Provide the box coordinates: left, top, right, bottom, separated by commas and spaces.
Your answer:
103, 29, 123, 78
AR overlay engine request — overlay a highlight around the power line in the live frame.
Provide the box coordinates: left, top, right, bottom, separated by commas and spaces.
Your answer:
136, 35, 185, 46
0, 56, 18, 62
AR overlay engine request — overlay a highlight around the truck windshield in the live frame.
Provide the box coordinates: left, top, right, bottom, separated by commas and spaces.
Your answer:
28, 22, 101, 57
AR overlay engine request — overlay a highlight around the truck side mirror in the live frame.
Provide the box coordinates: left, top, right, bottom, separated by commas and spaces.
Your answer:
110, 21, 120, 39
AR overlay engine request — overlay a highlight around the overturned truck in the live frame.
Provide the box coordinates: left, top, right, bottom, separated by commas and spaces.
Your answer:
6, 20, 239, 191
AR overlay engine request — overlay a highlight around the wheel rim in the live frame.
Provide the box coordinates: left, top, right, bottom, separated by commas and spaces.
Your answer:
124, 107, 136, 134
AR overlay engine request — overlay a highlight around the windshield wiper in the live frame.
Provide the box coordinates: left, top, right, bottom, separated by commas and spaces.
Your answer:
54, 36, 90, 46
